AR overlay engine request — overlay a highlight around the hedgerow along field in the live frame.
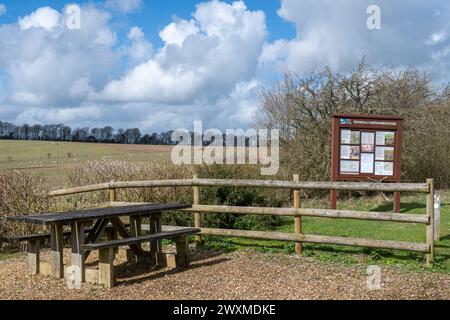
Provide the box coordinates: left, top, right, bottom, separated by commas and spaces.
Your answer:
0, 139, 449, 273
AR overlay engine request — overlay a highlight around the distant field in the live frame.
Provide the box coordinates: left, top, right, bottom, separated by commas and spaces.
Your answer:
0, 140, 173, 186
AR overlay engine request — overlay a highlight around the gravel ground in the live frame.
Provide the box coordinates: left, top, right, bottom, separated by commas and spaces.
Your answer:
0, 248, 449, 300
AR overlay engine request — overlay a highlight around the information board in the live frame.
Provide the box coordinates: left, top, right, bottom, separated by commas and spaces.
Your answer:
330, 114, 404, 212
331, 114, 403, 181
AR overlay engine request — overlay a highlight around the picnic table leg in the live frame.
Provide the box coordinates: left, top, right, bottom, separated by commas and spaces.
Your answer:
70, 222, 85, 285
128, 215, 142, 262
175, 236, 190, 270
50, 223, 64, 279
27, 239, 40, 275
99, 247, 115, 288
105, 227, 118, 257
149, 212, 164, 266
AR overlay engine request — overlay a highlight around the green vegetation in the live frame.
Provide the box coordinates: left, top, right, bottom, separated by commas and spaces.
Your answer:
200, 192, 450, 273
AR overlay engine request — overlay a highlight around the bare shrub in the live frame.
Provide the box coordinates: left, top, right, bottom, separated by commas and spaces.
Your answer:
254, 61, 450, 190
64, 159, 195, 225
64, 161, 285, 229
0, 171, 52, 239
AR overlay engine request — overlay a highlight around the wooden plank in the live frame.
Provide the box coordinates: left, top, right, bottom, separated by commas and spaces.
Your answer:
84, 219, 109, 261
199, 228, 430, 253
82, 228, 200, 250
175, 236, 189, 269
149, 212, 164, 265
48, 179, 429, 197
293, 174, 302, 255
50, 223, 64, 279
129, 215, 143, 263
27, 239, 40, 275
130, 215, 142, 238
182, 205, 429, 224
109, 218, 150, 257
426, 179, 434, 266
12, 224, 117, 242
191, 179, 429, 192
109, 185, 117, 202
99, 247, 114, 288
70, 222, 85, 285
7, 203, 191, 225
49, 182, 111, 196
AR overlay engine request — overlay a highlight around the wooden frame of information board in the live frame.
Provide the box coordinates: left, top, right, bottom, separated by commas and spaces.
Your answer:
330, 114, 404, 213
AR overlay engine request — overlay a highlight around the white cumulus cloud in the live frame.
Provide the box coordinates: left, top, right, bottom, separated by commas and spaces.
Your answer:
96, 0, 267, 106
261, 0, 450, 79
19, 7, 61, 31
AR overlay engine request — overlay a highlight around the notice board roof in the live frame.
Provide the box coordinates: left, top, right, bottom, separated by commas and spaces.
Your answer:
332, 114, 404, 121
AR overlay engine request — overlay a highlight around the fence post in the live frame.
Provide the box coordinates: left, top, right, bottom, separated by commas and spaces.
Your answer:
193, 174, 202, 248
109, 180, 117, 203
293, 174, 302, 255
425, 178, 434, 267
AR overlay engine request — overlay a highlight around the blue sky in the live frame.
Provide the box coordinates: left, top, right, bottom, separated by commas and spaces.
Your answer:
0, 1, 296, 43
0, 0, 449, 132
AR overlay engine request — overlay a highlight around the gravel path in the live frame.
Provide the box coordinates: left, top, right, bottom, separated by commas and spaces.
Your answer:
0, 249, 449, 300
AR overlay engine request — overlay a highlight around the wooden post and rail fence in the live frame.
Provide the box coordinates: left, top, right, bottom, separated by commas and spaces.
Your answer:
48, 177, 436, 266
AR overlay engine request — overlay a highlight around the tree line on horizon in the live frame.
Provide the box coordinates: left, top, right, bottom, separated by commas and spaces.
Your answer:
0, 122, 254, 146
0, 122, 176, 145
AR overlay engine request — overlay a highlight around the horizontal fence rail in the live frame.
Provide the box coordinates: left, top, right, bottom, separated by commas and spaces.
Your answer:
181, 205, 430, 224
48, 179, 430, 197
199, 228, 430, 253
48, 177, 435, 266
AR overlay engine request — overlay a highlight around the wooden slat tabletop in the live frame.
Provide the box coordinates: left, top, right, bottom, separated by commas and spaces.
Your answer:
6, 203, 191, 225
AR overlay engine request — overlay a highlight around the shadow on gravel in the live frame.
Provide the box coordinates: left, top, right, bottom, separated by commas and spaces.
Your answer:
114, 250, 230, 287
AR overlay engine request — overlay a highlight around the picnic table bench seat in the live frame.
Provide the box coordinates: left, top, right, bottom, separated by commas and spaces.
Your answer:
83, 227, 200, 287
82, 227, 199, 251
12, 224, 125, 242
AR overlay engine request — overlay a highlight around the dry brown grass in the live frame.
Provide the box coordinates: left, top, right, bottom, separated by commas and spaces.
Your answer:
0, 171, 52, 239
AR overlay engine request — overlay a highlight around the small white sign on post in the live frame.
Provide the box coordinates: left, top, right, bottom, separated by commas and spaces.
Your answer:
434, 191, 441, 241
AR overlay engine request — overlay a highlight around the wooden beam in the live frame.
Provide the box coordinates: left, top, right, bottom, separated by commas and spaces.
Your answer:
49, 179, 429, 197
193, 174, 202, 249
84, 218, 109, 260
27, 239, 40, 275
175, 236, 189, 269
49, 223, 64, 279
182, 205, 429, 224
70, 221, 85, 285
426, 179, 434, 266
129, 215, 143, 263
82, 228, 199, 250
199, 228, 430, 253
293, 174, 302, 255
99, 247, 114, 288
109, 218, 147, 257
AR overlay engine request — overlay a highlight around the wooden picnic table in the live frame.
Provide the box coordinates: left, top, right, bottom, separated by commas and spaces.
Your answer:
7, 203, 192, 287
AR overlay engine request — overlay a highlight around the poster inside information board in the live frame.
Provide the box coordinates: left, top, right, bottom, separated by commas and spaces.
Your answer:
331, 114, 404, 182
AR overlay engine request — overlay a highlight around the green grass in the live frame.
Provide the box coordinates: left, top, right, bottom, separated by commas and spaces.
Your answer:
0, 252, 22, 261
200, 192, 450, 273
